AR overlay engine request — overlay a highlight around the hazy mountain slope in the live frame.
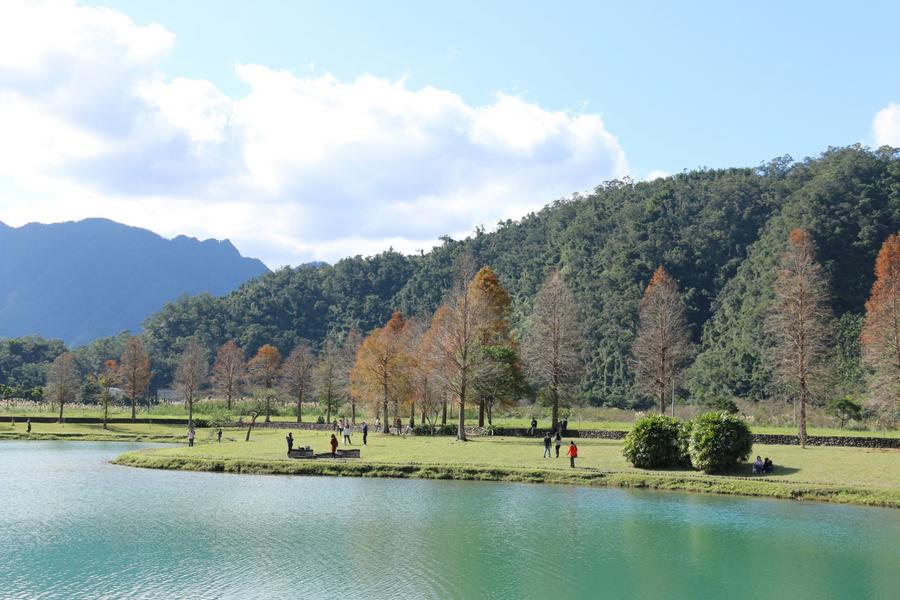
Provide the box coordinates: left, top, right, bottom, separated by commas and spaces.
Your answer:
0, 219, 269, 346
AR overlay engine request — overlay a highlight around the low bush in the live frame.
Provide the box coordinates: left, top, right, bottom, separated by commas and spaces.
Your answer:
622, 414, 686, 468
688, 412, 753, 473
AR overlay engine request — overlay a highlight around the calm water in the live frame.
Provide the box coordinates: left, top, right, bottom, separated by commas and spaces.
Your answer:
1, 442, 898, 599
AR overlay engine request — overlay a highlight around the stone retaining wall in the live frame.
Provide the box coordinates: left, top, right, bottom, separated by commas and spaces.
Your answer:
750, 433, 900, 448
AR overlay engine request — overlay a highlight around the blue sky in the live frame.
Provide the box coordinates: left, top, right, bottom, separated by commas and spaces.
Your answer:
92, 0, 900, 173
1, 1, 899, 266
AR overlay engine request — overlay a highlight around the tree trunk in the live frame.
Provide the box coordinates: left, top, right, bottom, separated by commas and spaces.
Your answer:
487, 402, 493, 426
226, 391, 232, 411
131, 394, 136, 422
326, 401, 332, 424
382, 400, 390, 435
264, 396, 271, 423
550, 381, 559, 432
457, 384, 467, 441
296, 392, 303, 423
103, 397, 109, 430
478, 397, 485, 427
188, 393, 194, 429
409, 399, 416, 427
441, 398, 447, 426
245, 412, 258, 441
351, 401, 356, 425
799, 384, 808, 449
58, 400, 63, 424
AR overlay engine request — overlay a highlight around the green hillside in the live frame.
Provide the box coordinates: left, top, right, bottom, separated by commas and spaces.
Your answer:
3, 146, 898, 409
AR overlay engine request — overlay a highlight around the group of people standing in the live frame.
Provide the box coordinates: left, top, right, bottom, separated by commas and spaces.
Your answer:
542, 430, 578, 467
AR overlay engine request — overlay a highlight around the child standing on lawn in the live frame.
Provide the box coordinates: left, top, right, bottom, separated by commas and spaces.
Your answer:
567, 441, 578, 468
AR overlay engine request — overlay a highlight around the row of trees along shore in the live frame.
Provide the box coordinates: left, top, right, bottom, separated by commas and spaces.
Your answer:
34, 229, 900, 444
630, 229, 900, 447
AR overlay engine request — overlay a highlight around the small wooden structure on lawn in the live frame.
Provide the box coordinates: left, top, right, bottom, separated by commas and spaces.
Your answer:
288, 447, 360, 459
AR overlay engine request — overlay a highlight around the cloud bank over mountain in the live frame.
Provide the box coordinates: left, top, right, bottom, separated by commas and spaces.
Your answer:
0, 0, 628, 267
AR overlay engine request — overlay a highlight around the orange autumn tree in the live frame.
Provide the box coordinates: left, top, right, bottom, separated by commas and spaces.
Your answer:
861, 232, 900, 428
249, 344, 282, 423
469, 266, 517, 427
350, 312, 413, 434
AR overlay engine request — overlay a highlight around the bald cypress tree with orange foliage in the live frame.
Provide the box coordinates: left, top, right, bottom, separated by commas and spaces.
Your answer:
469, 266, 517, 427
350, 311, 413, 434
768, 229, 832, 447
861, 232, 900, 428
249, 344, 282, 423
632, 266, 693, 414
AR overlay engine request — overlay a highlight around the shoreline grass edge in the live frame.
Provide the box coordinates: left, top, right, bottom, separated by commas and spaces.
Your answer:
111, 450, 900, 509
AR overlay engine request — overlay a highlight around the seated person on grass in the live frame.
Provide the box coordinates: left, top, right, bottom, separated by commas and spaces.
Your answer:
752, 456, 764, 474
763, 457, 774, 474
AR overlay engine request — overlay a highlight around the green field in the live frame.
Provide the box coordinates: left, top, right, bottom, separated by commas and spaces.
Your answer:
99, 425, 899, 508
4, 420, 897, 507
2, 406, 897, 438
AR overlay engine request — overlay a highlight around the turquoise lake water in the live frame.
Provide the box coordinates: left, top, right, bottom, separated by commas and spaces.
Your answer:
1, 441, 898, 599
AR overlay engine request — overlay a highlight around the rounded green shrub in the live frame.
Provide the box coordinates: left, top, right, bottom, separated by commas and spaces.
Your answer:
622, 414, 684, 468
688, 412, 753, 473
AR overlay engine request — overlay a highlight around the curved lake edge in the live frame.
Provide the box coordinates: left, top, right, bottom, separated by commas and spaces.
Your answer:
112, 449, 900, 509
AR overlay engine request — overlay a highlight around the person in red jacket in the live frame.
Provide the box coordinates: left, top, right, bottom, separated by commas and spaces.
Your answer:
567, 441, 578, 468
330, 434, 339, 457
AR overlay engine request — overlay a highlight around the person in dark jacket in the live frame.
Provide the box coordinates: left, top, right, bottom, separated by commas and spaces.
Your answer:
530, 418, 538, 437
554, 431, 562, 457
286, 432, 294, 453
542, 432, 552, 458
362, 422, 369, 446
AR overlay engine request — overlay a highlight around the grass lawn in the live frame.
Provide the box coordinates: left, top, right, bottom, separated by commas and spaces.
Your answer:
109, 426, 900, 508
0, 420, 186, 442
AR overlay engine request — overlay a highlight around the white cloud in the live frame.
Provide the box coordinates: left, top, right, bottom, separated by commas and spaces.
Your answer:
643, 169, 670, 181
0, 0, 629, 267
873, 102, 900, 147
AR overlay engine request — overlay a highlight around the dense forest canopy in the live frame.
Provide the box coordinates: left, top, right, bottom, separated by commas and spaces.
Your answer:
2, 145, 898, 410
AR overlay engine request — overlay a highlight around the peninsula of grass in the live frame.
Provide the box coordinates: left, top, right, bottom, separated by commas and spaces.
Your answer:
111, 428, 900, 509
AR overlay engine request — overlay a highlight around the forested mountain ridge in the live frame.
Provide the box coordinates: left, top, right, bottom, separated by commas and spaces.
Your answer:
3, 146, 897, 408
132, 146, 899, 405
0, 218, 269, 346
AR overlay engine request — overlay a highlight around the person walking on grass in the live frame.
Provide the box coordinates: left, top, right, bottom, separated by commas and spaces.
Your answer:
554, 430, 562, 458
26, 418, 31, 434
343, 424, 352, 446
543, 432, 552, 458
287, 432, 294, 453
567, 441, 578, 468
362, 421, 368, 446
530, 418, 538, 437
330, 434, 339, 457
216, 428, 222, 443
187, 427, 195, 447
